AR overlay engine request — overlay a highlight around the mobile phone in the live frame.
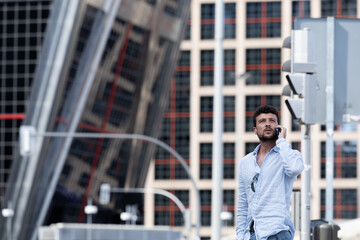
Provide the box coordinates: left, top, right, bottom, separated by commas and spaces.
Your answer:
276, 128, 280, 139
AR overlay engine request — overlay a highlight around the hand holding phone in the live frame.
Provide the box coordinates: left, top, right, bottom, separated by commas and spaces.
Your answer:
276, 126, 286, 139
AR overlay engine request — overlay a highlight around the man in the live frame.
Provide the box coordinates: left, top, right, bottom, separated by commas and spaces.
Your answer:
236, 105, 304, 240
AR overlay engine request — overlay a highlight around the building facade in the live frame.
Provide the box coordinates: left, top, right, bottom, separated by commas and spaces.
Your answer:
0, 0, 190, 240
146, 0, 360, 239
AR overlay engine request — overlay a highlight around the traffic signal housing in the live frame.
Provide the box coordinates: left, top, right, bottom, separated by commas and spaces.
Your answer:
282, 29, 318, 125
285, 73, 318, 124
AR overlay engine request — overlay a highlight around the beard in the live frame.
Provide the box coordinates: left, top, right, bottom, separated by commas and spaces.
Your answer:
258, 131, 277, 142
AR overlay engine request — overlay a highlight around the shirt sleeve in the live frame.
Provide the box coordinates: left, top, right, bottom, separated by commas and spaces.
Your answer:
276, 138, 304, 178
236, 163, 248, 240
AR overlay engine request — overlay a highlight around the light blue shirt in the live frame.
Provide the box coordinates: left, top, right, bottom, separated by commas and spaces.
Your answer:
236, 138, 304, 240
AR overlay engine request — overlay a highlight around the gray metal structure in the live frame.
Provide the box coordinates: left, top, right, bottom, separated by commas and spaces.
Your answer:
295, 17, 360, 223
38, 224, 183, 240
295, 18, 360, 124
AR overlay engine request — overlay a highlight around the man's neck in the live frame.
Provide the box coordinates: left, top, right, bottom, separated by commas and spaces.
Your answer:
259, 140, 276, 154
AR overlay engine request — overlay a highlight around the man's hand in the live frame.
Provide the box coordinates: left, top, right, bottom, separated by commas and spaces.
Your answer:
276, 125, 287, 139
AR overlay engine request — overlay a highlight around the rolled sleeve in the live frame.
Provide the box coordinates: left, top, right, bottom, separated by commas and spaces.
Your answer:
276, 138, 304, 178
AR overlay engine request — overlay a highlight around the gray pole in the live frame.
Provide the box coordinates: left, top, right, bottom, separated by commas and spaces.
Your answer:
301, 125, 311, 240
108, 187, 190, 240
212, 0, 224, 239
86, 198, 93, 240
325, 17, 335, 222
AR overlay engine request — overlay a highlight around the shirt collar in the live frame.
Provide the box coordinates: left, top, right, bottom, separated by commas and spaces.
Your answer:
252, 143, 280, 156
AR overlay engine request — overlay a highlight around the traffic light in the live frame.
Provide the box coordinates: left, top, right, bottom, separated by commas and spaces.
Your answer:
282, 29, 318, 125
285, 73, 318, 124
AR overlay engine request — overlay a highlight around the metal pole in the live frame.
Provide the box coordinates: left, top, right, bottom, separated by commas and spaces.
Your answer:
86, 198, 92, 240
301, 125, 311, 240
109, 187, 190, 239
1, 202, 14, 240
7, 202, 13, 240
325, 17, 335, 222
28, 131, 201, 237
212, 0, 224, 239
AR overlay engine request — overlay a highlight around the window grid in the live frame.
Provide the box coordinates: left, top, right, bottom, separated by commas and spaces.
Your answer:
200, 190, 235, 226
292, 1, 311, 23
246, 48, 281, 85
321, 0, 357, 18
154, 190, 189, 226
155, 51, 190, 180
200, 96, 236, 133
0, 0, 52, 203
201, 3, 236, 40
223, 190, 235, 226
201, 49, 236, 86
246, 2, 281, 38
200, 142, 235, 179
321, 141, 357, 179
321, 189, 358, 219
224, 49, 236, 85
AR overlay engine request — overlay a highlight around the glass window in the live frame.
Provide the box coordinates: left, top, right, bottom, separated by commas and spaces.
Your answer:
292, 1, 311, 25
224, 143, 235, 179
178, 50, 190, 66
200, 142, 235, 179
201, 3, 236, 39
201, 4, 215, 39
200, 190, 212, 226
223, 190, 235, 226
246, 2, 281, 38
224, 3, 236, 39
245, 142, 258, 155
321, 189, 357, 219
246, 48, 281, 85
224, 96, 235, 132
321, 0, 357, 18
200, 143, 212, 179
200, 97, 213, 132
155, 51, 191, 179
320, 141, 357, 179
154, 190, 189, 226
201, 50, 214, 86
224, 49, 236, 85
291, 142, 301, 152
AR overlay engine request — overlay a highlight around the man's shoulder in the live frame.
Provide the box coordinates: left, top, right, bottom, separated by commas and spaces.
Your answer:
240, 152, 254, 164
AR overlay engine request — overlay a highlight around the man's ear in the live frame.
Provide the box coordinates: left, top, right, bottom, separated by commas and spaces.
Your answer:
253, 127, 257, 135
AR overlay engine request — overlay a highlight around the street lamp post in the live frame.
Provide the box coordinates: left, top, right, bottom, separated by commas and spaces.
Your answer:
2, 202, 14, 240
99, 186, 192, 240
18, 126, 201, 238
84, 198, 98, 240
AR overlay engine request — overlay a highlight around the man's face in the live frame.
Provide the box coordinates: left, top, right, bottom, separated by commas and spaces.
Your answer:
253, 113, 278, 141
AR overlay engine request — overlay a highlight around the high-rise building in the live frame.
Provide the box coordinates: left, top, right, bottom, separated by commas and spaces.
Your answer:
1, 0, 360, 240
146, 1, 360, 239
0, 0, 189, 240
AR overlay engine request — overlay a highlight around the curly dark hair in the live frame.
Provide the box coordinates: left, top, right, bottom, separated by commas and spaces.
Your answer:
253, 105, 280, 127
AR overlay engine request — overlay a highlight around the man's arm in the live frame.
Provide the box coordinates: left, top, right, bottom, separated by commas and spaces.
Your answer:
276, 138, 304, 178
236, 167, 248, 240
